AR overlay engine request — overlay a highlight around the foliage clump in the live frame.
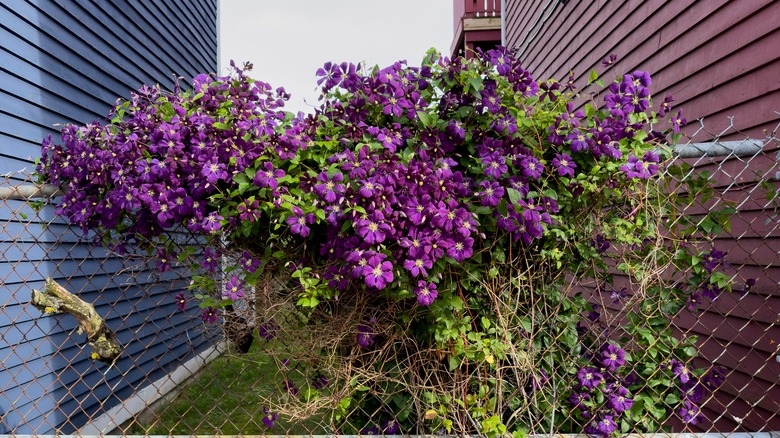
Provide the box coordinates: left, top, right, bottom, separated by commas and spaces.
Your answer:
38, 49, 732, 436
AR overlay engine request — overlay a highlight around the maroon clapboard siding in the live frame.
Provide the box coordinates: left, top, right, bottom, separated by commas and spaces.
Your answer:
501, 1, 780, 431
505, 0, 780, 141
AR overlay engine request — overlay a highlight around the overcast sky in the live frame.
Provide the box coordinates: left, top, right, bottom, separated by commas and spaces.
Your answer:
218, 0, 454, 114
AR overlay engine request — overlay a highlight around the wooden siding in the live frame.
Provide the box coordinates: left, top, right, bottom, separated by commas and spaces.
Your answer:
0, 0, 217, 434
504, 0, 780, 431
505, 0, 780, 141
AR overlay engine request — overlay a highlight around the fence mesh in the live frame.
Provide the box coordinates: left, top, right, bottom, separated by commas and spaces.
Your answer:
1, 121, 778, 436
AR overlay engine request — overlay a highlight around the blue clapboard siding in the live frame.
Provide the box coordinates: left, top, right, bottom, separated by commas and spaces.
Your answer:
0, 0, 218, 434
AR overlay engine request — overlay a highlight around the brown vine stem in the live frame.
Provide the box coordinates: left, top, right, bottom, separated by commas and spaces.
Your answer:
30, 278, 122, 365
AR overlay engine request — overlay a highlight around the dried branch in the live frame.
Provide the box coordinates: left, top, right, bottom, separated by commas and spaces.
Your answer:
30, 278, 121, 365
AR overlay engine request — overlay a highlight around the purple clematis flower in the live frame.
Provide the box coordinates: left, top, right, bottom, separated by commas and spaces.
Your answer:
222, 275, 245, 300
313, 171, 345, 203
286, 206, 315, 237
362, 254, 394, 289
600, 343, 626, 371
414, 280, 438, 306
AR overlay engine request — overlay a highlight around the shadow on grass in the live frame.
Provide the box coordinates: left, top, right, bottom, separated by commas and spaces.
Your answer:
125, 338, 327, 435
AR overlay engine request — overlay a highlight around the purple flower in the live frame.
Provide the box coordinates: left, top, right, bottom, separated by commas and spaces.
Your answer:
201, 212, 223, 233
361, 426, 380, 435
478, 180, 505, 207
201, 307, 219, 324
362, 254, 394, 289
482, 154, 508, 179
589, 414, 618, 436
552, 153, 576, 177
355, 211, 392, 245
658, 95, 674, 117
174, 292, 188, 311
520, 156, 543, 180
259, 320, 278, 341
677, 399, 703, 424
703, 249, 726, 272
566, 130, 589, 153
620, 155, 657, 179
253, 161, 285, 190
262, 408, 278, 429
414, 280, 438, 306
241, 251, 261, 273
577, 367, 604, 390
383, 419, 401, 434
672, 110, 687, 133
703, 366, 726, 390
156, 248, 172, 272
286, 206, 315, 237
590, 234, 610, 254
446, 235, 474, 262
607, 386, 634, 413
201, 160, 227, 185
670, 359, 692, 384
403, 248, 433, 277
284, 379, 299, 396
599, 343, 626, 371
356, 324, 376, 348
313, 171, 345, 203
569, 391, 590, 409
312, 374, 329, 390
602, 53, 617, 68
201, 246, 219, 272
223, 275, 245, 300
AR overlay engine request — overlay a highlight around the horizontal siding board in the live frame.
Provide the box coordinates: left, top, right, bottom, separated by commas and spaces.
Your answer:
508, 0, 779, 139
524, 0, 609, 77
39, 0, 175, 89
159, 1, 213, 65
65, 0, 196, 86
682, 91, 780, 140
711, 236, 780, 271
122, 1, 207, 76
0, 54, 105, 121
651, 0, 779, 94
0, 23, 118, 106
673, 57, 780, 127
0, 71, 94, 128
0, 3, 141, 95
1, 0, 217, 432
693, 332, 780, 391
705, 374, 780, 431
701, 397, 779, 432
0, 108, 62, 152
675, 310, 780, 356
56, 332, 214, 433
706, 289, 780, 325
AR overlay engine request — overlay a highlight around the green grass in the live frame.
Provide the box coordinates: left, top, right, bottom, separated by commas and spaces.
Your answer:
126, 341, 326, 435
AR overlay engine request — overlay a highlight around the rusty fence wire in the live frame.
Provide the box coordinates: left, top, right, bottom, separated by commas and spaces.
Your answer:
0, 120, 779, 436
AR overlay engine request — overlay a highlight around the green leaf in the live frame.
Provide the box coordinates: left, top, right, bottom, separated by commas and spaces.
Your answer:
417, 111, 433, 127
507, 188, 523, 205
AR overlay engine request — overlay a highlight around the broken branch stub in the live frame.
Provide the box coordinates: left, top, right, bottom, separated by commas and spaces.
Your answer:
30, 278, 121, 365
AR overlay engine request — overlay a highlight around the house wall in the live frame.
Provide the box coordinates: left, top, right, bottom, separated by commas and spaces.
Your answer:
504, 0, 779, 141
0, 0, 218, 433
504, 0, 780, 431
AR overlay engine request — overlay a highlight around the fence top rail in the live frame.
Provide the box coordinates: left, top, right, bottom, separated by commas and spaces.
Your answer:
0, 183, 61, 200
0, 140, 770, 202
673, 139, 766, 158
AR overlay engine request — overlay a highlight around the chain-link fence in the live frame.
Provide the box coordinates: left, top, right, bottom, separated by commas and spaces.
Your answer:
1, 121, 778, 436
